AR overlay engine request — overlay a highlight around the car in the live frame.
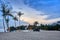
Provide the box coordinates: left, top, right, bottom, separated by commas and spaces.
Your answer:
33, 28, 40, 32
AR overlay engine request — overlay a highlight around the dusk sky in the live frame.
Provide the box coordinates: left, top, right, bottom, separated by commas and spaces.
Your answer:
0, 0, 60, 29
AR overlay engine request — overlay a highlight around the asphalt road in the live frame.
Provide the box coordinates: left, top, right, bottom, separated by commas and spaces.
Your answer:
0, 30, 60, 40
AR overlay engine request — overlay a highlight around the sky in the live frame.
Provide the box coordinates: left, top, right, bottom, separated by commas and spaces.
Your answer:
0, 0, 60, 29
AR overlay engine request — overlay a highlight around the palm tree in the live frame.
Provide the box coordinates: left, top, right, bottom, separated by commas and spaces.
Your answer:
5, 18, 9, 28
1, 4, 13, 32
33, 21, 40, 31
5, 9, 13, 32
13, 17, 18, 27
2, 16, 6, 32
33, 21, 38, 29
18, 12, 23, 26
5, 9, 10, 28
34, 21, 38, 26
1, 4, 6, 32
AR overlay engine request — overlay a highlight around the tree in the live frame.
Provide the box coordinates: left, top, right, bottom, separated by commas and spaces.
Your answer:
34, 21, 38, 26
18, 12, 23, 26
1, 4, 13, 32
2, 16, 6, 32
1, 4, 7, 32
13, 16, 18, 27
33, 21, 40, 31
7, 26, 16, 32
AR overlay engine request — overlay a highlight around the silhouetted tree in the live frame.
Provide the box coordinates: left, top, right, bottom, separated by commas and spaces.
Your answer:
20, 25, 26, 30
18, 12, 23, 26
1, 4, 6, 32
34, 21, 38, 26
13, 16, 18, 27
33, 21, 40, 31
7, 26, 16, 32
33, 21, 38, 29
1, 4, 13, 32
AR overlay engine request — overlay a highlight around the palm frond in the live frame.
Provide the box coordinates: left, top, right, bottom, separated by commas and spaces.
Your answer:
13, 17, 18, 21
18, 12, 24, 17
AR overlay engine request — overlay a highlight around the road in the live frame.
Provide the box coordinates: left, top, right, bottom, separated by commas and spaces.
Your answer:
0, 30, 60, 40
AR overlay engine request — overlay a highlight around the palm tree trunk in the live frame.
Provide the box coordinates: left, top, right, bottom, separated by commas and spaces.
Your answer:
14, 20, 16, 27
19, 18, 20, 26
5, 16, 9, 31
6, 22, 9, 29
3, 17, 6, 32
7, 16, 9, 28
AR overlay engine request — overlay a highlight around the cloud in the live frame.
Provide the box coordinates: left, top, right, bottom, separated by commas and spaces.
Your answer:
46, 18, 60, 24
19, 5, 60, 24
16, 5, 49, 24
24, 0, 60, 19
5, 0, 60, 24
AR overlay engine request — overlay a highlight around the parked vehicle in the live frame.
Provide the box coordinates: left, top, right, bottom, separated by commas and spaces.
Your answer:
33, 27, 40, 32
